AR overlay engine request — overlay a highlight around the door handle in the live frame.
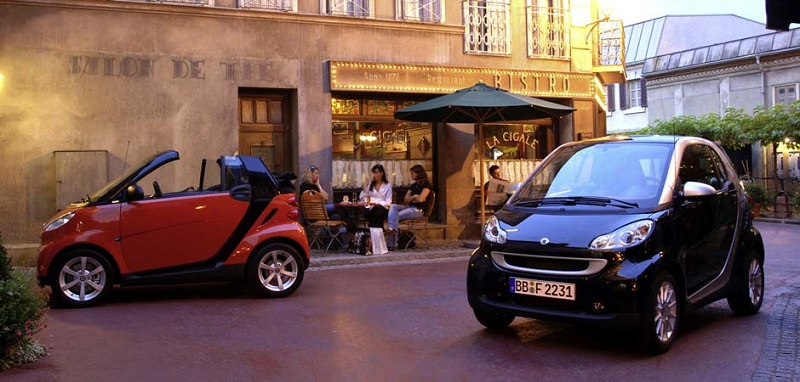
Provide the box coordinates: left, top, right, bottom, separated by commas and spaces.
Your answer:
230, 185, 252, 201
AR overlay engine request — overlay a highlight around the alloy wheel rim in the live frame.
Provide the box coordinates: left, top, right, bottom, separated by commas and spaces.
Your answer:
258, 250, 298, 292
748, 258, 764, 306
58, 256, 106, 302
654, 281, 678, 344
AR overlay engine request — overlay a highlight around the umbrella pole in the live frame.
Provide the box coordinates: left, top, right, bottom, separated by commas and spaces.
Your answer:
479, 121, 486, 227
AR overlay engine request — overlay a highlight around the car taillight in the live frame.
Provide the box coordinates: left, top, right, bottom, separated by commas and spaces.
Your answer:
287, 196, 297, 207
287, 208, 299, 221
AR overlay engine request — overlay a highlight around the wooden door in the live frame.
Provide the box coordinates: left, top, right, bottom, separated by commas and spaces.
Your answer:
238, 93, 290, 173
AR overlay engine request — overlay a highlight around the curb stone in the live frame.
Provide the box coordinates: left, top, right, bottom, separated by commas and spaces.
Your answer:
753, 286, 800, 382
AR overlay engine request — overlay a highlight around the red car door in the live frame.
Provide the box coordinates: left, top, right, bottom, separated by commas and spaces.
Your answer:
120, 193, 249, 273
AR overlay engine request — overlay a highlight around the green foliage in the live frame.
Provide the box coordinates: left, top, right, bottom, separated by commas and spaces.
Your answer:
0, 339, 47, 371
744, 182, 768, 204
790, 190, 800, 210
0, 236, 49, 371
626, 100, 800, 151
0, 235, 12, 282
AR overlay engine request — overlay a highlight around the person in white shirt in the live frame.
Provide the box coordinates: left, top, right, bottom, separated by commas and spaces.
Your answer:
360, 164, 393, 228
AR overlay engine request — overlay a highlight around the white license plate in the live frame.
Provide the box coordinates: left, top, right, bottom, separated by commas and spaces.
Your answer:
509, 277, 576, 301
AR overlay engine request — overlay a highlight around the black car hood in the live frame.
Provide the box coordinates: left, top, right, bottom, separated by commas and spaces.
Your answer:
495, 207, 660, 248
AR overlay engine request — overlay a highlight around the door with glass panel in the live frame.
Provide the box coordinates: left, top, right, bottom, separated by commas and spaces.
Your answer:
238, 93, 290, 173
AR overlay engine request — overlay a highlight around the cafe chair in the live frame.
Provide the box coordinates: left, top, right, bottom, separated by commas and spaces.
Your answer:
300, 190, 347, 253
397, 191, 436, 250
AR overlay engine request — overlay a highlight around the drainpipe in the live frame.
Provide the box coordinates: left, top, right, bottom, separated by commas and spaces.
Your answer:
755, 55, 771, 189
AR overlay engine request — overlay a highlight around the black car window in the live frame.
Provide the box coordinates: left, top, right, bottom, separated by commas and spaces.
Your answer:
510, 142, 671, 209
679, 144, 726, 190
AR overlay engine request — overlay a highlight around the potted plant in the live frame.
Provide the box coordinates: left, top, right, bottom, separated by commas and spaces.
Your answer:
744, 182, 767, 217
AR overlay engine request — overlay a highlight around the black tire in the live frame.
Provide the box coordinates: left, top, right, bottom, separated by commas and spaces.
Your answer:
49, 249, 114, 308
473, 309, 515, 330
640, 272, 681, 354
248, 243, 305, 298
727, 250, 764, 315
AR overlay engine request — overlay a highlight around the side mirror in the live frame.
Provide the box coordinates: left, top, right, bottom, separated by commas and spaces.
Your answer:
682, 181, 716, 198
126, 184, 145, 202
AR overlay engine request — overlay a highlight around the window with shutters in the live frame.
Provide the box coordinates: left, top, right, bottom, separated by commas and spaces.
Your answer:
620, 79, 647, 111
629, 79, 642, 108
606, 84, 616, 112
774, 84, 798, 107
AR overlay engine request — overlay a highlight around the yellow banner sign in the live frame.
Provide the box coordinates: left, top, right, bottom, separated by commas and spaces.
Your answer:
329, 61, 596, 99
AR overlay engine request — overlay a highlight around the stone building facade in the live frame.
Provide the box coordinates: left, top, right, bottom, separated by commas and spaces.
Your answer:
0, 0, 623, 249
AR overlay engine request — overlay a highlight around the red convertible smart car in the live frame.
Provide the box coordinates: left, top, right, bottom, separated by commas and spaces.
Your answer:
37, 150, 310, 308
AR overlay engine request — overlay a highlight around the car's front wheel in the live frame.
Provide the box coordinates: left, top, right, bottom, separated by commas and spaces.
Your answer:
49, 249, 114, 308
473, 309, 515, 330
641, 272, 681, 354
248, 243, 305, 298
727, 250, 764, 315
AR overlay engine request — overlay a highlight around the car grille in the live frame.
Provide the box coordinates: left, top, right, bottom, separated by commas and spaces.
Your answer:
491, 251, 607, 276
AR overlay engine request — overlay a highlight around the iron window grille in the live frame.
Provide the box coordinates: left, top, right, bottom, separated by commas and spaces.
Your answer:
239, 0, 294, 11
325, 0, 372, 17
526, 3, 569, 59
463, 0, 511, 55
399, 0, 443, 23
150, 0, 212, 6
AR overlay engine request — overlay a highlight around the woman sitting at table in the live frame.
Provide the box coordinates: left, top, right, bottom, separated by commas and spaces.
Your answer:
360, 164, 392, 228
299, 164, 340, 220
386, 165, 431, 250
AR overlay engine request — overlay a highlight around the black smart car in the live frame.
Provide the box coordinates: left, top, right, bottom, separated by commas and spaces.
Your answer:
467, 135, 765, 353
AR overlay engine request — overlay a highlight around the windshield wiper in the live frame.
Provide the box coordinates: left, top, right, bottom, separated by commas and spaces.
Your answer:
513, 196, 638, 208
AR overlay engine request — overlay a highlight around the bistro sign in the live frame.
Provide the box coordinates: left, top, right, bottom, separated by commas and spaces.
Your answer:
329, 61, 596, 99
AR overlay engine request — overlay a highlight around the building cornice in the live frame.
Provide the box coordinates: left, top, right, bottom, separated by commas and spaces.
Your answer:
644, 54, 800, 86
0, 0, 463, 35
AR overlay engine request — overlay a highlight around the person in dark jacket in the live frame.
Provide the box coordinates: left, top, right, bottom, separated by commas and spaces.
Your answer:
386, 164, 431, 250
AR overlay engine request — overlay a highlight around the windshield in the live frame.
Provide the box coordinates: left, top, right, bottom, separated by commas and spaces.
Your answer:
508, 141, 673, 209
88, 152, 167, 202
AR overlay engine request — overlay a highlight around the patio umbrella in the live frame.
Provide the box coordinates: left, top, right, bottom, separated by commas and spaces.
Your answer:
394, 82, 575, 225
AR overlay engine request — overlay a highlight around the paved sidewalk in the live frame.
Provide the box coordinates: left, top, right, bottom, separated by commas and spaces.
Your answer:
308, 239, 474, 270
753, 286, 800, 382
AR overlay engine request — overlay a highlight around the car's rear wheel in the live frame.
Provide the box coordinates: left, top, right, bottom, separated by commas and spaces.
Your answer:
641, 272, 680, 354
50, 249, 114, 308
473, 309, 515, 330
248, 243, 304, 298
727, 250, 764, 315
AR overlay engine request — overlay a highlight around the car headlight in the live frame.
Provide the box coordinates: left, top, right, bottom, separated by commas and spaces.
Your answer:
43, 212, 75, 232
483, 215, 507, 244
590, 219, 654, 250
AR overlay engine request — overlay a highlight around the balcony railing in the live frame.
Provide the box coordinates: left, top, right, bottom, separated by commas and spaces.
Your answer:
400, 0, 442, 23
596, 20, 624, 66
592, 19, 626, 84
326, 0, 371, 17
526, 5, 569, 59
239, 0, 293, 11
463, 0, 511, 55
